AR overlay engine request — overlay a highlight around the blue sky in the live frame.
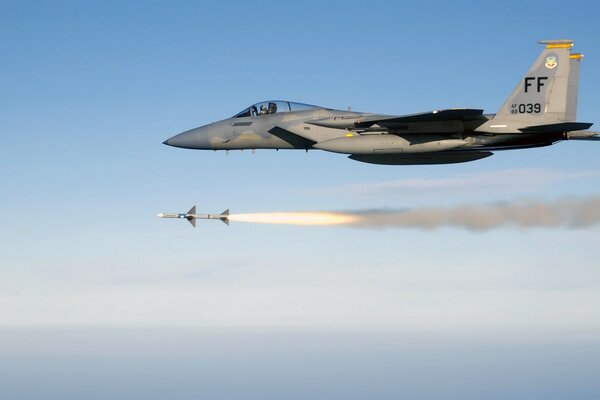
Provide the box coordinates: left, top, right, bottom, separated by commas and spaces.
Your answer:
1, 1, 600, 398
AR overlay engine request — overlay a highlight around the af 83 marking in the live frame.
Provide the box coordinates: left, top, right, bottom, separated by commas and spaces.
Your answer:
511, 103, 542, 114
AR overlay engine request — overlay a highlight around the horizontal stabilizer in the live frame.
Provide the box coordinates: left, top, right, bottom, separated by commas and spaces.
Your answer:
569, 137, 600, 141
519, 122, 593, 133
566, 130, 600, 140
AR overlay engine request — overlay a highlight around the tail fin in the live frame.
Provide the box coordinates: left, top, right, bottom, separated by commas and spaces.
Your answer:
220, 209, 230, 225
186, 205, 197, 227
477, 40, 583, 133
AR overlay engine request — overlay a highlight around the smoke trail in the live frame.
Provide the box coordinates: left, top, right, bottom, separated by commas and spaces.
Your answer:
229, 196, 600, 231
348, 196, 600, 231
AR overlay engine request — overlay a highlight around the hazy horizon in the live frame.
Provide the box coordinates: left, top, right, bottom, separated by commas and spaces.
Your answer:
2, 0, 600, 398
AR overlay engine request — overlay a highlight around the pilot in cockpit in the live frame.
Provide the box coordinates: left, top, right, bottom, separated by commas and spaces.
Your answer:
259, 105, 268, 115
268, 102, 277, 114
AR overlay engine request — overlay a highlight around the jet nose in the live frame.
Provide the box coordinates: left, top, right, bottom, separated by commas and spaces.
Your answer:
162, 132, 194, 148
163, 126, 213, 149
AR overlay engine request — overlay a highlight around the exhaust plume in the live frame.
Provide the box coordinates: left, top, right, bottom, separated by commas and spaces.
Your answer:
229, 212, 358, 226
228, 196, 600, 230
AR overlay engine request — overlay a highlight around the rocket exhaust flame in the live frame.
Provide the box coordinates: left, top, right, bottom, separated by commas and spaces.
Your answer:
159, 196, 600, 230
228, 212, 359, 226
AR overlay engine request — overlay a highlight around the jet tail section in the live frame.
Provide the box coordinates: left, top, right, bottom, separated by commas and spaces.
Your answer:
477, 40, 585, 133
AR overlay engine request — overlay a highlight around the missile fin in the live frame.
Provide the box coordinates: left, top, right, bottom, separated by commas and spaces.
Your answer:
186, 205, 197, 227
221, 209, 230, 225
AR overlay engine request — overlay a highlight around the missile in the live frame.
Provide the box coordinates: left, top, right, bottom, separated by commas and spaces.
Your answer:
157, 206, 229, 227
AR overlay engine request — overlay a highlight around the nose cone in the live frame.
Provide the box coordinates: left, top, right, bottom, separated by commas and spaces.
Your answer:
163, 125, 213, 149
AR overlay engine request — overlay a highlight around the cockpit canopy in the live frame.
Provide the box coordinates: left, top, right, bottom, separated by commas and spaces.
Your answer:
233, 101, 321, 118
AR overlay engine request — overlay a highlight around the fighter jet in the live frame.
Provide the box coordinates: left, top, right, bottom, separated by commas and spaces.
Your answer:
163, 40, 598, 165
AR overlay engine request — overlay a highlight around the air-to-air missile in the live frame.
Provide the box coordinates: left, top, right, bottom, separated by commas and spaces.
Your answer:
157, 206, 229, 227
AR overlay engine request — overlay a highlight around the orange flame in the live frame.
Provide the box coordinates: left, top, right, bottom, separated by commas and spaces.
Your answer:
228, 212, 359, 226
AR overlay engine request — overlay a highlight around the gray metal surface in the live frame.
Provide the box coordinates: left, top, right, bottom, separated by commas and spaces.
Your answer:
163, 41, 596, 165
157, 206, 230, 227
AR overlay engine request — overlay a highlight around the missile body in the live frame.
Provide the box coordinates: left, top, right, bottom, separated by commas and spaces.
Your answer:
157, 206, 229, 227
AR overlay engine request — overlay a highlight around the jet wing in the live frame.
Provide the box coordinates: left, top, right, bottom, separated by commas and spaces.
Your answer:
307, 109, 487, 134
354, 108, 485, 129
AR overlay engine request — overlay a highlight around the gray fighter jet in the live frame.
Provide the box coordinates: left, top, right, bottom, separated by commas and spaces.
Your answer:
164, 40, 598, 165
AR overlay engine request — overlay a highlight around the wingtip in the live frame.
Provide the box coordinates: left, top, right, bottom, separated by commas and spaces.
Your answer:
537, 39, 574, 49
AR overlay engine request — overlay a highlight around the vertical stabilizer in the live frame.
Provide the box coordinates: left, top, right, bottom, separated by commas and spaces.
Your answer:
565, 52, 582, 121
477, 40, 582, 133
